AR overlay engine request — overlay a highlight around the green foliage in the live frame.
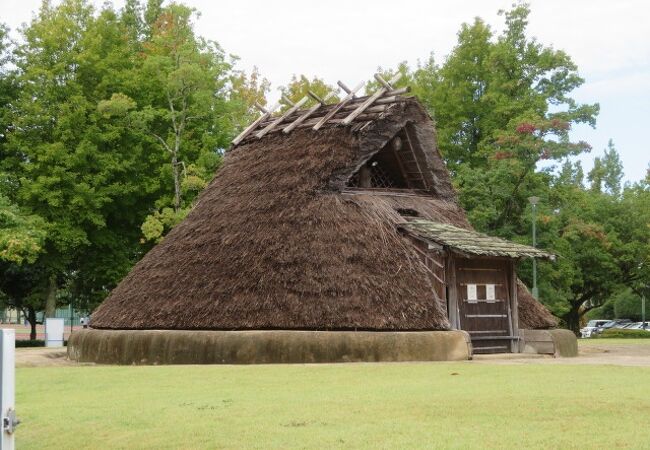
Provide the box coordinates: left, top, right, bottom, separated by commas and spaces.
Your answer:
0, 0, 261, 320
597, 329, 650, 339
611, 289, 646, 321
524, 166, 650, 330
98, 2, 234, 231
588, 139, 624, 195
374, 4, 648, 332
141, 207, 188, 243
229, 66, 270, 129
0, 195, 46, 264
278, 74, 339, 109
585, 301, 615, 320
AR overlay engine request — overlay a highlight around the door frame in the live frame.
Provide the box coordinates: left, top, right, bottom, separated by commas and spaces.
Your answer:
446, 254, 520, 353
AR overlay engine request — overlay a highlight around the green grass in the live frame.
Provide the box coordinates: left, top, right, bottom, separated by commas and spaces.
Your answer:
17, 361, 650, 449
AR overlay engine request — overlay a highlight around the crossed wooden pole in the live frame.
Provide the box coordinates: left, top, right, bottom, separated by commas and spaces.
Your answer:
231, 72, 405, 146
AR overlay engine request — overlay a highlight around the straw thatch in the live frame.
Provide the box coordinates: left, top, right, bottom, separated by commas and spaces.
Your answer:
517, 281, 559, 329
90, 97, 556, 331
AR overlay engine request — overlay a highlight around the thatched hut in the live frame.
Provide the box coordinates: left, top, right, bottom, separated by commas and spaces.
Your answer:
69, 89, 575, 364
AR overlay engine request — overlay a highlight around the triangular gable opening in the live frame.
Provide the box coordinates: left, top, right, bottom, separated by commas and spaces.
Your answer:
346, 127, 428, 190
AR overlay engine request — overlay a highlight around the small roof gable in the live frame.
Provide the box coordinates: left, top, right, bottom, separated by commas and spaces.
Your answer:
401, 220, 554, 260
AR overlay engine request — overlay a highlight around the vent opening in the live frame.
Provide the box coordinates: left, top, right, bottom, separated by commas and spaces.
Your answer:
346, 128, 427, 190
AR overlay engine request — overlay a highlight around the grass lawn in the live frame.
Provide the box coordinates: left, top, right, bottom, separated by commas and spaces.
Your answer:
16, 353, 650, 450
579, 337, 650, 345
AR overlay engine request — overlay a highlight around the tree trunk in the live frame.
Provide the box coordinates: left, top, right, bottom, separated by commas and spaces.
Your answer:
27, 306, 37, 340
45, 274, 57, 318
562, 302, 582, 335
172, 147, 182, 212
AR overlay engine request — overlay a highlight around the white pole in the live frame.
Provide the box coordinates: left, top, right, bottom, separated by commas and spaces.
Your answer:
1, 329, 17, 450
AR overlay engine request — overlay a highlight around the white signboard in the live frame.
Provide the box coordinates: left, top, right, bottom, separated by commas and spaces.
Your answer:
486, 284, 496, 302
45, 318, 65, 348
466, 284, 478, 302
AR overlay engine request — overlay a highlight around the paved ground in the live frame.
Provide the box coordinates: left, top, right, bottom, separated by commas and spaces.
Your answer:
15, 339, 650, 368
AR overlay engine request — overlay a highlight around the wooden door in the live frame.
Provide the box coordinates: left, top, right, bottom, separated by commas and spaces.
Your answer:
456, 258, 513, 353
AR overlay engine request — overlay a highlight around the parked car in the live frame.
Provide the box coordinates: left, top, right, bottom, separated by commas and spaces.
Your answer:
625, 322, 650, 330
595, 319, 633, 335
580, 320, 610, 338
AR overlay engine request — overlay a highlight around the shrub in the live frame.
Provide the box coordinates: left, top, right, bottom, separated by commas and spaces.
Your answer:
14, 340, 68, 347
15, 339, 45, 347
597, 329, 650, 339
613, 290, 644, 321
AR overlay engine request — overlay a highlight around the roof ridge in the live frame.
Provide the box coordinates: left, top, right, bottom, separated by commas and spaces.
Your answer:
231, 72, 411, 147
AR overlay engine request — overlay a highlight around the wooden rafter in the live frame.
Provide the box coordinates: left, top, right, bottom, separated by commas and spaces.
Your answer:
282, 90, 338, 134
256, 95, 309, 139
231, 102, 279, 146
341, 73, 401, 125
312, 81, 364, 131
403, 125, 429, 190
231, 72, 413, 147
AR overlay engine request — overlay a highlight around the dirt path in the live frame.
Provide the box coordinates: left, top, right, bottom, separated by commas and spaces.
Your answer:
474, 341, 650, 367
15, 347, 80, 368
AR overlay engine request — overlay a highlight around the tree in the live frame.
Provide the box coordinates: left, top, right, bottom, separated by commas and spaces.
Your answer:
99, 4, 237, 242
0, 262, 50, 339
588, 139, 624, 195
374, 4, 631, 333
612, 289, 646, 321
2, 0, 166, 324
528, 162, 650, 332
0, 23, 16, 151
278, 74, 339, 109
0, 0, 261, 329
0, 194, 46, 264
139, 4, 231, 213
229, 66, 270, 130
397, 4, 599, 239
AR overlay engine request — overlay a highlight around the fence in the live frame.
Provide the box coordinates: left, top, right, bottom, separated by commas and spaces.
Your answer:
1, 306, 88, 326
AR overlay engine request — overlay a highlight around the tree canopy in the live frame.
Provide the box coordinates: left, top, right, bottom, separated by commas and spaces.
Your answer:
371, 3, 646, 331
0, 0, 261, 334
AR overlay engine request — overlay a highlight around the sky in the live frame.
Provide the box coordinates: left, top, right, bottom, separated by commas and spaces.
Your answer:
2, 0, 649, 182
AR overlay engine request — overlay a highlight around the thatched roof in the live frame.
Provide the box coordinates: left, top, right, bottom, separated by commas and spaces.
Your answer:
517, 281, 559, 329
90, 97, 556, 331
402, 221, 554, 259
